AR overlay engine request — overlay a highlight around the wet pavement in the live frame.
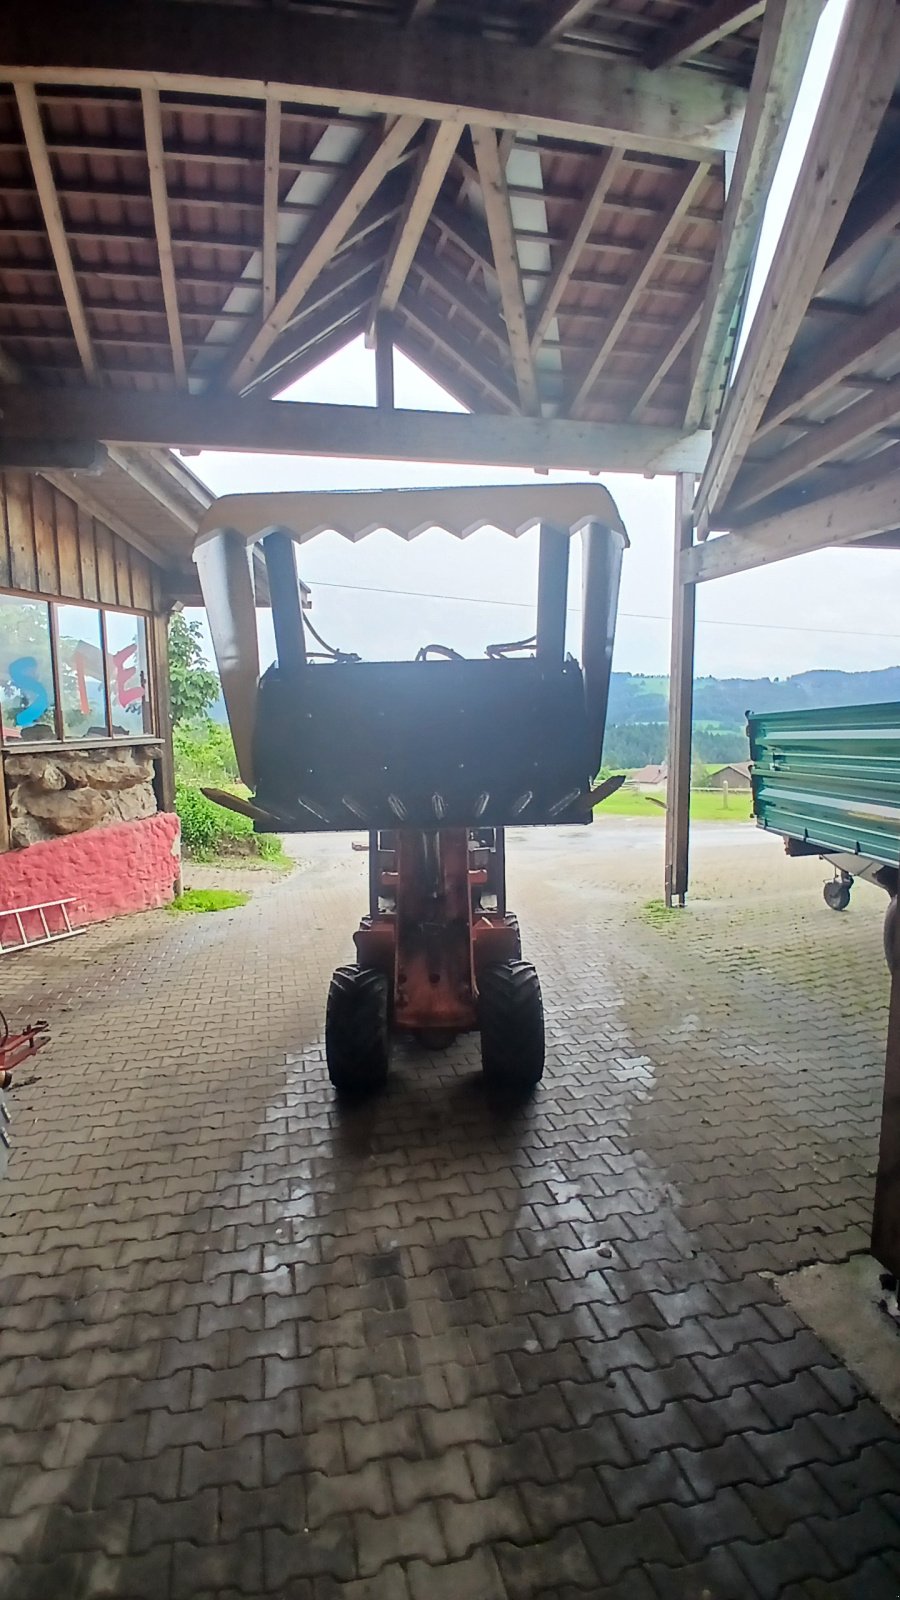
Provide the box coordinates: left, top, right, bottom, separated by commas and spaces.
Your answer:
1, 819, 899, 1599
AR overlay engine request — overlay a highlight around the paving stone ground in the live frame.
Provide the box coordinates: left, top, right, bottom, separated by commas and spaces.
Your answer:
2, 818, 900, 1600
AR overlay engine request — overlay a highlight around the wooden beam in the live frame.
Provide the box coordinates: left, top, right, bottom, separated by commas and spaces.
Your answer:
39, 470, 169, 567
760, 284, 900, 438
684, 469, 900, 582
726, 380, 900, 514
529, 148, 624, 354
262, 100, 282, 321
221, 116, 420, 393
528, 1, 597, 47
141, 88, 187, 387
373, 313, 395, 409
694, 0, 900, 524
14, 82, 98, 382
365, 121, 460, 343
645, 0, 764, 70
0, 384, 712, 472
819, 155, 900, 297
630, 295, 703, 418
570, 163, 708, 416
684, 0, 823, 429
0, 0, 746, 163
471, 124, 539, 415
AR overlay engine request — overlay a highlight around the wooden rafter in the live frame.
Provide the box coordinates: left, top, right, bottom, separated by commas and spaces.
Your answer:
645, 0, 764, 70
726, 381, 900, 515
257, 313, 369, 400
684, 0, 823, 429
245, 268, 382, 396
412, 251, 508, 355
14, 83, 98, 382
141, 88, 187, 387
365, 121, 460, 344
630, 295, 704, 419
529, 148, 624, 354
394, 323, 500, 416
819, 155, 900, 297
528, 1, 597, 47
0, 383, 712, 472
570, 163, 708, 417
0, 0, 747, 163
220, 115, 421, 393
398, 294, 520, 412
760, 284, 900, 438
694, 0, 900, 524
471, 124, 539, 415
684, 467, 900, 582
262, 101, 282, 320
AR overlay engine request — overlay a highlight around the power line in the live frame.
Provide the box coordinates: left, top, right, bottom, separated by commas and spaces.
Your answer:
307, 576, 899, 643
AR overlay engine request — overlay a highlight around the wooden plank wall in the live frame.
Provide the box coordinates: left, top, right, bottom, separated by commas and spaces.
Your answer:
0, 470, 160, 614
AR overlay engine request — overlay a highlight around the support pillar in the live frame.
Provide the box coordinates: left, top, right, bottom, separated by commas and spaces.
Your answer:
374, 313, 395, 411
664, 473, 696, 908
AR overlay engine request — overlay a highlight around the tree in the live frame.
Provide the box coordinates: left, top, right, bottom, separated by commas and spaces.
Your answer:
168, 612, 219, 725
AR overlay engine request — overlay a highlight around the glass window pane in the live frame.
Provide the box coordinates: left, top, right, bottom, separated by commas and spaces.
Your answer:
104, 612, 152, 735
0, 595, 56, 742
56, 604, 109, 739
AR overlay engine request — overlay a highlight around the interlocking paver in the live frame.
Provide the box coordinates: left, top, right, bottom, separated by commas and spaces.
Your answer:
2, 826, 900, 1597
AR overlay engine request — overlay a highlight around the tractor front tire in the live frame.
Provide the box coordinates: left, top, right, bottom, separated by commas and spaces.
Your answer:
325, 964, 390, 1096
478, 959, 545, 1093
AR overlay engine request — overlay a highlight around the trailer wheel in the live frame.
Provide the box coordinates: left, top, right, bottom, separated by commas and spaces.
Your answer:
823, 879, 851, 911
325, 964, 390, 1095
478, 960, 544, 1092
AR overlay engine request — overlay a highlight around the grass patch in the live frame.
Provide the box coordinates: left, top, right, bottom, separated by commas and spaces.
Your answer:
596, 786, 754, 822
168, 888, 250, 914
641, 897, 678, 928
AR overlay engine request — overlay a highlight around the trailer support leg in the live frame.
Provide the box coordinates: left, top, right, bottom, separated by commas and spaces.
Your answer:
665, 473, 696, 908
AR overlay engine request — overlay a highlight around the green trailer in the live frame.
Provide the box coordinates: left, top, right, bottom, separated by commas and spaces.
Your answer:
747, 701, 900, 962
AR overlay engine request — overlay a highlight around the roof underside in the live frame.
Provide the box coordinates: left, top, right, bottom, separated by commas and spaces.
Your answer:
717, 87, 900, 530
0, 0, 763, 433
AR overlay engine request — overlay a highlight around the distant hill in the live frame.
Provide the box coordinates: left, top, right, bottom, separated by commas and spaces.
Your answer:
210, 664, 900, 768
603, 666, 900, 768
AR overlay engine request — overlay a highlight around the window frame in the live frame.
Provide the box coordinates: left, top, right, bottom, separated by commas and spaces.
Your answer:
0, 588, 158, 752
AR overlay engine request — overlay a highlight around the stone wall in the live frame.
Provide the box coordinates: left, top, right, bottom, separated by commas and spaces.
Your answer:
4, 745, 159, 848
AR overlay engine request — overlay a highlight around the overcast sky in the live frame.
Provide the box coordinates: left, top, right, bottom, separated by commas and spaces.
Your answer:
186, 0, 899, 686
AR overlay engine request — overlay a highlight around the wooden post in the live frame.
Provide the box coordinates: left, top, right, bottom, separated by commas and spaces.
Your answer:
664, 472, 696, 907
374, 314, 395, 411
150, 600, 176, 814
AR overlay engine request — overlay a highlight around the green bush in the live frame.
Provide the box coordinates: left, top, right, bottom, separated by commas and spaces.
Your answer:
175, 783, 291, 867
173, 718, 239, 788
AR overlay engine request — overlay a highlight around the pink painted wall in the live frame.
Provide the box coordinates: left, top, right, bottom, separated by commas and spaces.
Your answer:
0, 814, 180, 931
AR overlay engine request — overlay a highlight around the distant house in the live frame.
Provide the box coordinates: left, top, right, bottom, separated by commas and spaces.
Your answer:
708, 761, 752, 791
628, 763, 668, 788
